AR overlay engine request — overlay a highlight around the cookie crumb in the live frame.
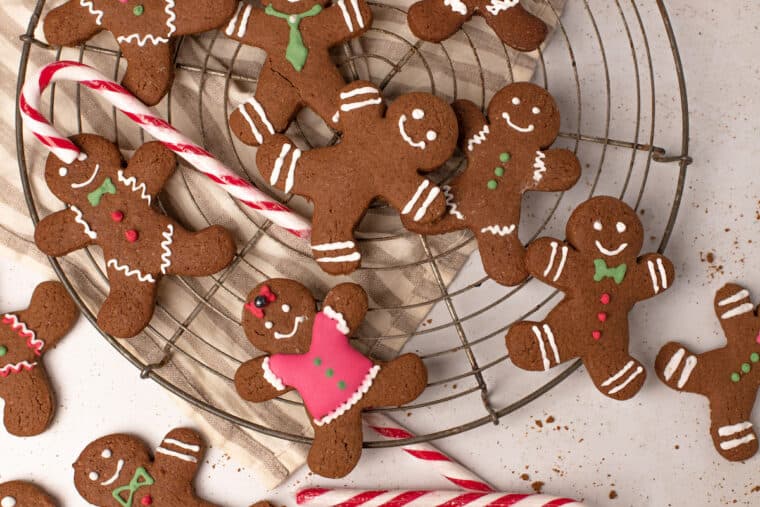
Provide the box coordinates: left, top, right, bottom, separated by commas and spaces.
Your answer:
520, 473, 530, 481
546, 415, 555, 423
535, 419, 543, 428
531, 481, 544, 494
751, 486, 760, 493
609, 490, 618, 499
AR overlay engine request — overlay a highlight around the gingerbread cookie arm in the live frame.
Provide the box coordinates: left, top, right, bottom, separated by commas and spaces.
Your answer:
97, 265, 158, 338
163, 225, 237, 277
171, 0, 238, 36
154, 427, 205, 482
452, 99, 489, 153
235, 356, 293, 402
318, 0, 374, 45
43, 0, 103, 47
407, 0, 474, 43
125, 141, 177, 198
476, 0, 547, 52
322, 283, 368, 335
16, 281, 78, 350
524, 237, 580, 290
630, 253, 675, 301
256, 134, 314, 198
35, 209, 95, 257
528, 148, 581, 193
223, 3, 268, 47
712, 283, 760, 341
119, 41, 175, 106
655, 341, 711, 396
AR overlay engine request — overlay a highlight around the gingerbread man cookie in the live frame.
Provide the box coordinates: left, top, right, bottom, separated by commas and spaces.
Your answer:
43, 0, 238, 105
235, 279, 428, 478
404, 82, 580, 286
225, 0, 373, 146
256, 81, 457, 275
74, 427, 251, 506
656, 283, 760, 461
0, 481, 57, 507
505, 196, 675, 400
0, 281, 78, 437
34, 134, 236, 338
407, 0, 546, 50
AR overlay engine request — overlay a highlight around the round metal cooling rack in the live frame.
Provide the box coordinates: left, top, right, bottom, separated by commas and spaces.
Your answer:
16, 0, 691, 446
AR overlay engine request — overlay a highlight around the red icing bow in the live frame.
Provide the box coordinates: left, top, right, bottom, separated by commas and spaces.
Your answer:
245, 285, 277, 319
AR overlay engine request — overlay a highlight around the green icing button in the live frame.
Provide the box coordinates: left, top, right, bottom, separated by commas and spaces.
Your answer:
751, 352, 759, 363
731, 372, 741, 383
741, 363, 751, 374
494, 167, 505, 177
313, 357, 322, 366
133, 5, 144, 16
337, 380, 346, 390
499, 152, 510, 163
325, 368, 334, 378
0, 345, 6, 357
487, 179, 498, 190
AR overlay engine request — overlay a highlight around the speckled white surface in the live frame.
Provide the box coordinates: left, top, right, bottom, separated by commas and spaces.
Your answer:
2, 1, 760, 506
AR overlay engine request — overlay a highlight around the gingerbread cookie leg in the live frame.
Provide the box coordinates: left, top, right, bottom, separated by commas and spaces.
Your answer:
476, 1, 547, 52
407, 0, 474, 43
0, 367, 55, 437
308, 407, 363, 478
97, 266, 158, 338
310, 201, 366, 275
709, 394, 759, 461
583, 345, 646, 401
362, 354, 428, 407
120, 41, 176, 106
163, 225, 236, 277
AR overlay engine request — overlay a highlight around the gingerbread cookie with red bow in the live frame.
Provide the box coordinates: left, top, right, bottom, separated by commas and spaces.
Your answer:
0, 281, 78, 437
656, 283, 760, 461
505, 196, 675, 400
34, 134, 236, 338
43, 0, 238, 105
0, 481, 57, 507
407, 0, 546, 51
403, 82, 581, 286
256, 81, 458, 275
225, 0, 373, 146
235, 279, 428, 478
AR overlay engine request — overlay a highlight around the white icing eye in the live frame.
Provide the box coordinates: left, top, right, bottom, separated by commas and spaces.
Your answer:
593, 220, 603, 231
265, 321, 274, 329
77, 153, 88, 161
616, 221, 626, 233
101, 449, 112, 458
532, 107, 541, 115
511, 97, 521, 105
412, 109, 425, 120
88, 471, 99, 481
58, 167, 68, 177
281, 304, 291, 313
426, 130, 437, 141
1, 496, 17, 507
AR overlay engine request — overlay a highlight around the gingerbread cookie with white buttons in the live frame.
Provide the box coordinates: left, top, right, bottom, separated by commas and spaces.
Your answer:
34, 134, 236, 338
505, 196, 675, 400
656, 283, 760, 461
0, 481, 57, 507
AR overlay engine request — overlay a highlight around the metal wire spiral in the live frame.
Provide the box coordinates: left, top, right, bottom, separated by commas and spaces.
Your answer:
15, 0, 691, 446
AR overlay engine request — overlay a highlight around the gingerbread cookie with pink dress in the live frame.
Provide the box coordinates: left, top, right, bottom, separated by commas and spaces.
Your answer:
505, 196, 675, 400
34, 134, 236, 338
0, 481, 58, 507
235, 279, 428, 478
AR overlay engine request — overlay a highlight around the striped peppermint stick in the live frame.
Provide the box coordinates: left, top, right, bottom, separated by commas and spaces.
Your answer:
296, 488, 585, 506
19, 60, 311, 239
363, 412, 494, 492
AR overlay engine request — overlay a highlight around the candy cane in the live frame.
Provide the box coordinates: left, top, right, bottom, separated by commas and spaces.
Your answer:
19, 60, 311, 239
363, 412, 494, 493
296, 488, 585, 506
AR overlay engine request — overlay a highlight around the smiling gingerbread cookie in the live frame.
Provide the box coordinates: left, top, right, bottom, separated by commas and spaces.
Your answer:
256, 81, 457, 275
403, 82, 581, 286
235, 279, 428, 478
0, 481, 58, 507
34, 134, 236, 338
505, 196, 675, 400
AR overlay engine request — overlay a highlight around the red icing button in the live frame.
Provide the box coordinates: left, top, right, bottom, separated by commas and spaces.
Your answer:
597, 312, 607, 322
125, 229, 139, 242
600, 293, 610, 305
592, 330, 602, 340
111, 210, 124, 222
140, 495, 153, 506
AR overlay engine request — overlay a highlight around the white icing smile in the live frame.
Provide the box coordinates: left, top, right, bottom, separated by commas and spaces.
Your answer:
595, 240, 628, 257
274, 316, 307, 340
70, 164, 100, 189
501, 112, 535, 133
99, 459, 125, 486
398, 110, 437, 149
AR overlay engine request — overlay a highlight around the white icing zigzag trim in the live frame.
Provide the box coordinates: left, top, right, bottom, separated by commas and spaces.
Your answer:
442, 185, 464, 220
485, 0, 520, 16
480, 224, 516, 236
314, 365, 381, 426
533, 150, 547, 182
466, 125, 489, 151
116, 0, 176, 47
71, 206, 97, 239
262, 357, 286, 391
160, 224, 174, 275
106, 259, 156, 283
80, 0, 104, 26
117, 170, 151, 205
322, 306, 350, 335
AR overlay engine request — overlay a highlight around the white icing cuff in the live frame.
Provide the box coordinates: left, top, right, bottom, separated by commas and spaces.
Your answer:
261, 357, 286, 391
322, 306, 350, 334
314, 364, 381, 426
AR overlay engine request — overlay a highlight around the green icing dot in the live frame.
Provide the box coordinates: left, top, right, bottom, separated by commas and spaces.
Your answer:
494, 167, 505, 177
499, 152, 510, 163
325, 368, 334, 378
133, 5, 144, 16
313, 357, 322, 366
487, 179, 498, 190
742, 363, 751, 374
731, 372, 741, 383
0, 345, 6, 357
337, 380, 347, 390
751, 352, 759, 363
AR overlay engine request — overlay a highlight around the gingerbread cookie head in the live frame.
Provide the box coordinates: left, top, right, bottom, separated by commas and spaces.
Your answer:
566, 196, 644, 265
489, 82, 560, 148
0, 481, 57, 507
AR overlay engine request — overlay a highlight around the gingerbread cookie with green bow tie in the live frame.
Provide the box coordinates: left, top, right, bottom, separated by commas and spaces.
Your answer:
505, 196, 675, 400
34, 134, 236, 339
224, 0, 373, 146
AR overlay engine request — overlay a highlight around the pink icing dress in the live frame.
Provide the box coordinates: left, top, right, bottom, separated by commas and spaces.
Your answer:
263, 307, 380, 426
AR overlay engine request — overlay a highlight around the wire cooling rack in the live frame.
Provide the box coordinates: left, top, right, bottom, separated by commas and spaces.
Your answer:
16, 0, 691, 446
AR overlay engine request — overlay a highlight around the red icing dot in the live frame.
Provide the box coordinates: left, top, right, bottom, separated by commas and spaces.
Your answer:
140, 495, 153, 506
592, 330, 602, 340
600, 293, 610, 305
111, 210, 124, 222
597, 312, 607, 322
125, 229, 139, 242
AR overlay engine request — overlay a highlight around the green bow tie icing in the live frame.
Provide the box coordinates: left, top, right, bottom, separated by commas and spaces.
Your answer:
265, 4, 323, 71
87, 177, 117, 207
593, 258, 627, 284
111, 466, 154, 507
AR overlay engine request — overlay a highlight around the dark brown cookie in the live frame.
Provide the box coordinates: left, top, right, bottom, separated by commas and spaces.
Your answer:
225, 0, 373, 146
255, 80, 458, 275
0, 281, 78, 437
0, 481, 57, 507
34, 134, 236, 338
505, 196, 675, 400
235, 279, 428, 478
404, 82, 581, 286
43, 0, 238, 105
407, 0, 546, 50
656, 283, 760, 461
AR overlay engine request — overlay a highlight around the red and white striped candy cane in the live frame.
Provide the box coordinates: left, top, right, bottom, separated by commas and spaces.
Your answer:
363, 413, 494, 493
19, 60, 311, 239
296, 488, 585, 506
